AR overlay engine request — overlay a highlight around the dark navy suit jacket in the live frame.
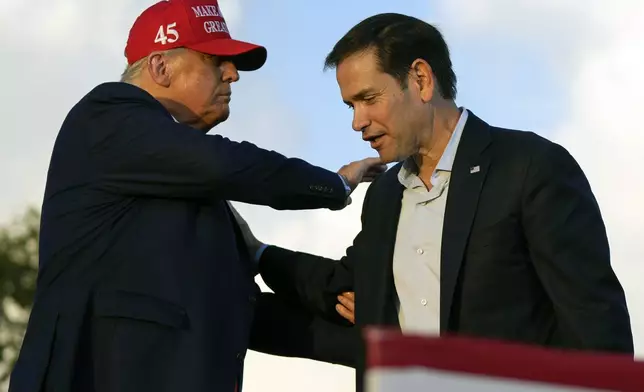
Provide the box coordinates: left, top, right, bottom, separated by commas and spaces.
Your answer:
9, 82, 348, 392
258, 112, 634, 391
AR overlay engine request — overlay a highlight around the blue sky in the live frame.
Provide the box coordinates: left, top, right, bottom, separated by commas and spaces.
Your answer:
1, 1, 643, 391
215, 0, 567, 170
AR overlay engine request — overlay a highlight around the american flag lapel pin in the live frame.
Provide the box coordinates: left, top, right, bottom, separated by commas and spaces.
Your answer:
470, 165, 480, 174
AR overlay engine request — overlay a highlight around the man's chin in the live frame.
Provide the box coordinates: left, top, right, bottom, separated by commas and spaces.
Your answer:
377, 151, 413, 166
205, 110, 230, 130
374, 150, 397, 165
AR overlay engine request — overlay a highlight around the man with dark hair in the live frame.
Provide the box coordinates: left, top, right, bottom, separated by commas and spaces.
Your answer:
8, 2, 385, 392
323, 13, 458, 101
243, 12, 633, 391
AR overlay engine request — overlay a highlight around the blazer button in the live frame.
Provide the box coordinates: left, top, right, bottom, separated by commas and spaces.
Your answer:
236, 352, 243, 360
248, 295, 256, 304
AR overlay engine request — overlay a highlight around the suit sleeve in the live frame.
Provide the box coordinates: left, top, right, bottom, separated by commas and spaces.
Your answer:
249, 292, 359, 367
86, 102, 346, 210
258, 185, 376, 323
258, 244, 355, 324
521, 142, 633, 354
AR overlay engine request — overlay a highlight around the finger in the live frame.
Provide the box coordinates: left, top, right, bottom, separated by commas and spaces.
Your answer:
362, 172, 383, 180
337, 294, 355, 312
335, 303, 355, 324
343, 292, 355, 301
365, 165, 387, 176
361, 172, 380, 180
361, 157, 383, 166
361, 175, 380, 182
371, 163, 388, 172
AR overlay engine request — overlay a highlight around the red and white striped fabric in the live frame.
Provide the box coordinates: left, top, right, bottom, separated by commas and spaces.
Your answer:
364, 329, 644, 392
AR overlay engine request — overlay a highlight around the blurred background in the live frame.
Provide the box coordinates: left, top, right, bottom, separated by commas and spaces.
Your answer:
1, 0, 643, 391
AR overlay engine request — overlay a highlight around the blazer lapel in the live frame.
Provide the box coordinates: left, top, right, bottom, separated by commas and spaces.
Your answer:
440, 112, 492, 332
369, 167, 404, 326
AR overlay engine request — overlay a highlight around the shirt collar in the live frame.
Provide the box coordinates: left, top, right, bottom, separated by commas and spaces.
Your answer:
398, 107, 469, 187
436, 107, 468, 172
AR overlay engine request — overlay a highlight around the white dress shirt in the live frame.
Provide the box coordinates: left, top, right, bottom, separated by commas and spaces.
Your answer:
392, 108, 469, 335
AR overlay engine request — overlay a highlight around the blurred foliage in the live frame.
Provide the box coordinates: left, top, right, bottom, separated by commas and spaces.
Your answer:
0, 207, 39, 384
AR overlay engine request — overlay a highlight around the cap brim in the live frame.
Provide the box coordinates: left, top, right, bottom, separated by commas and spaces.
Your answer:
188, 39, 267, 71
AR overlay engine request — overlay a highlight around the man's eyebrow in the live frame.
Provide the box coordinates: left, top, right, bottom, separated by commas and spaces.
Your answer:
343, 88, 376, 105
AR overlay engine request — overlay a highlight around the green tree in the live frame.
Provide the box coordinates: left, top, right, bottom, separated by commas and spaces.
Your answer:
0, 208, 39, 384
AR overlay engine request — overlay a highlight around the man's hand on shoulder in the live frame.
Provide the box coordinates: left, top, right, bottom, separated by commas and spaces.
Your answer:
337, 157, 387, 194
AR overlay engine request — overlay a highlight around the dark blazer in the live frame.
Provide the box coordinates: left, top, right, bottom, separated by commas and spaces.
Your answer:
249, 292, 358, 368
9, 82, 349, 392
259, 111, 634, 390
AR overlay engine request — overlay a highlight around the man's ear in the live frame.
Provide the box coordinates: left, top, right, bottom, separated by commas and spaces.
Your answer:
410, 58, 435, 103
147, 52, 172, 88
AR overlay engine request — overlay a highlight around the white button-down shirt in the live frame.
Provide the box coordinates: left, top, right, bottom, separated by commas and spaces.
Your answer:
392, 108, 469, 335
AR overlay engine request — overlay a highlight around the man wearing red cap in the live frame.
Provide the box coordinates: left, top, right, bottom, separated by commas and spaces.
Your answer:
8, 1, 384, 392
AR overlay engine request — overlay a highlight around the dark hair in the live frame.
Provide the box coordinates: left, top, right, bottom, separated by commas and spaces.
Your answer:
324, 13, 457, 100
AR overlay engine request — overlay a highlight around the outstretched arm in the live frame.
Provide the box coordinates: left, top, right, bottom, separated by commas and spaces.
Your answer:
249, 292, 359, 367
87, 97, 384, 210
256, 185, 377, 323
258, 245, 357, 324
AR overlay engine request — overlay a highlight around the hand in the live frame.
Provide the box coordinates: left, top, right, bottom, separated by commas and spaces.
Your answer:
337, 157, 387, 193
227, 202, 264, 262
335, 291, 355, 324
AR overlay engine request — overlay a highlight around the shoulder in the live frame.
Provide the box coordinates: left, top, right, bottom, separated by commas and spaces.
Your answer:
85, 82, 165, 112
86, 81, 153, 101
486, 123, 584, 182
58, 82, 175, 149
67, 82, 169, 121
372, 162, 403, 189
361, 162, 403, 203
489, 124, 555, 153
487, 123, 577, 167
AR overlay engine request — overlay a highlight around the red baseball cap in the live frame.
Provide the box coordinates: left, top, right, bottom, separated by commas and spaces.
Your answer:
125, 0, 267, 71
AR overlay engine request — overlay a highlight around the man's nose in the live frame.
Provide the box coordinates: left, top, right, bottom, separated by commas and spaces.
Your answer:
221, 61, 240, 83
352, 111, 370, 132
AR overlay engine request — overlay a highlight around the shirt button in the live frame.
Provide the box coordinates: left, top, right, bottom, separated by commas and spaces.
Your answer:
417, 248, 424, 255
421, 299, 428, 306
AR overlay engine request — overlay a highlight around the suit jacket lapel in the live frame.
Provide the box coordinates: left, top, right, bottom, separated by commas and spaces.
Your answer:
440, 112, 492, 332
369, 168, 404, 326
